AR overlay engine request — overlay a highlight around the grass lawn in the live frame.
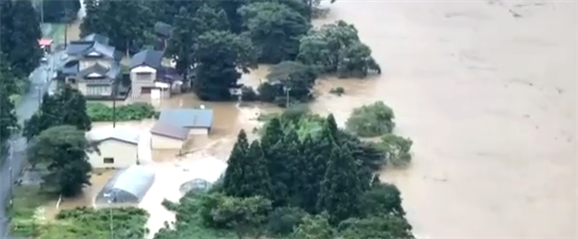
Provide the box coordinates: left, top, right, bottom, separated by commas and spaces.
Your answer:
9, 185, 55, 237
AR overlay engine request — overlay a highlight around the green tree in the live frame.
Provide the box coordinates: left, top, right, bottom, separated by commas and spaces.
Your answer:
338, 215, 415, 239
239, 2, 310, 64
359, 182, 406, 218
0, 67, 18, 157
300, 133, 332, 213
23, 86, 92, 141
217, 0, 246, 33
2, 0, 43, 79
346, 101, 395, 137
297, 20, 381, 78
193, 4, 230, 34
223, 131, 271, 198
42, 0, 80, 23
79, 0, 107, 38
379, 133, 413, 167
193, 30, 257, 101
258, 61, 317, 105
317, 146, 363, 224
292, 213, 335, 239
199, 193, 272, 239
81, 0, 154, 54
27, 125, 94, 196
0, 0, 14, 54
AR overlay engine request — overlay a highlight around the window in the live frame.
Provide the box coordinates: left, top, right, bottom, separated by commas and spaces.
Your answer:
136, 72, 152, 81
87, 86, 111, 96
103, 157, 114, 164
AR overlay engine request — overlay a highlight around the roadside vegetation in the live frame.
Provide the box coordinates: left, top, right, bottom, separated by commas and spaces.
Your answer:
155, 112, 414, 239
11, 194, 148, 239
86, 102, 158, 122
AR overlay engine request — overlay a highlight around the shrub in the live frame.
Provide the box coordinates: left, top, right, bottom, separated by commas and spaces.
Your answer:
240, 86, 258, 102
87, 102, 157, 122
346, 101, 395, 137
329, 87, 345, 96
378, 134, 413, 167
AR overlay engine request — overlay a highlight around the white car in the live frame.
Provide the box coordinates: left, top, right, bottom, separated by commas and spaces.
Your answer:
40, 57, 48, 62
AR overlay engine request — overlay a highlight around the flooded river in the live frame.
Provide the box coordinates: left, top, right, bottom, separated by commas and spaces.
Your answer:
67, 1, 577, 237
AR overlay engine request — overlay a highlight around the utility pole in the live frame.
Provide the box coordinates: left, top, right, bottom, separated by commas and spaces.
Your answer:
284, 86, 291, 108
112, 83, 117, 128
40, 0, 44, 24
8, 139, 14, 204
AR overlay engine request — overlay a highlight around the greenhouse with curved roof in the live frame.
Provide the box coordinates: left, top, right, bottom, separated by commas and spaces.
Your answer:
179, 157, 227, 194
95, 165, 156, 205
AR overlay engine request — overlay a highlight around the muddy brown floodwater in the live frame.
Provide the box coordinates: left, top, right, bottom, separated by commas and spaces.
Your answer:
63, 1, 577, 237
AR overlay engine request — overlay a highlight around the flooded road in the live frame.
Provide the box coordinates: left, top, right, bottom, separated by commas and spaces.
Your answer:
65, 1, 577, 237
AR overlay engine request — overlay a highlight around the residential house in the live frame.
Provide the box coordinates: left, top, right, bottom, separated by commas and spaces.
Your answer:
150, 122, 190, 149
86, 127, 141, 169
154, 21, 172, 51
129, 49, 182, 99
59, 33, 127, 100
158, 108, 214, 135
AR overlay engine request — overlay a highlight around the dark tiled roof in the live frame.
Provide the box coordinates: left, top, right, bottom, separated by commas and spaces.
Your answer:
66, 41, 93, 56
150, 122, 190, 140
130, 49, 163, 70
79, 63, 120, 81
82, 33, 110, 45
159, 109, 213, 129
66, 40, 116, 59
154, 21, 173, 37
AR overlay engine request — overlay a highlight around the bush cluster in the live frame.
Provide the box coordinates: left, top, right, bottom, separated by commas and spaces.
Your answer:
87, 102, 158, 122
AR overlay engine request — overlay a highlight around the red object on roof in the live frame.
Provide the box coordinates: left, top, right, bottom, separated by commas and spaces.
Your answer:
38, 38, 53, 46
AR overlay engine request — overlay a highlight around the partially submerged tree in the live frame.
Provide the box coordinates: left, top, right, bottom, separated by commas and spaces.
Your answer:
379, 134, 414, 167
297, 20, 381, 78
338, 215, 415, 239
193, 30, 257, 101
258, 61, 317, 106
346, 101, 395, 137
292, 213, 335, 239
27, 125, 95, 196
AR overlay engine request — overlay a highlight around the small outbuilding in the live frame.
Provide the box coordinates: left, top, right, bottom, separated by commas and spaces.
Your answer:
150, 122, 191, 149
86, 127, 140, 169
95, 165, 155, 205
158, 108, 214, 135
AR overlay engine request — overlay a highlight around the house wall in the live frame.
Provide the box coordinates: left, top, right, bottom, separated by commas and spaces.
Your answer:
78, 82, 87, 94
88, 139, 139, 168
130, 66, 157, 98
79, 59, 112, 71
189, 128, 209, 136
151, 134, 185, 149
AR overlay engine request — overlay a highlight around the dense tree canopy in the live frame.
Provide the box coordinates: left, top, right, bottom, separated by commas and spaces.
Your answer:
0, 62, 18, 157
297, 20, 381, 78
193, 30, 257, 101
80, 0, 155, 54
27, 125, 94, 196
155, 112, 414, 239
41, 0, 80, 23
258, 61, 317, 106
239, 2, 310, 64
0, 0, 43, 79
346, 101, 396, 137
23, 86, 91, 141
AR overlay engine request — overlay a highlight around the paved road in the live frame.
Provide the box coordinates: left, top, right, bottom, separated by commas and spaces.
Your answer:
0, 51, 63, 238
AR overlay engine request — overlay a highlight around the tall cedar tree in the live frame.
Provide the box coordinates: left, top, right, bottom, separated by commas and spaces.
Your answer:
222, 130, 249, 195
223, 133, 272, 198
166, 7, 195, 79
0, 0, 14, 55
300, 133, 333, 213
317, 145, 364, 224
217, 0, 246, 33
79, 0, 105, 38
1, 0, 42, 79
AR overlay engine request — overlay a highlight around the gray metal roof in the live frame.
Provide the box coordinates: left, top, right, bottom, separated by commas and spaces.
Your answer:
130, 49, 163, 69
159, 108, 213, 129
96, 165, 155, 204
154, 21, 172, 37
150, 122, 190, 140
66, 41, 93, 56
82, 33, 110, 45
65, 41, 116, 59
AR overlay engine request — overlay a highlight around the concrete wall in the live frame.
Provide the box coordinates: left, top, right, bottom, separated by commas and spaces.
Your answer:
151, 134, 185, 149
88, 139, 138, 168
189, 128, 209, 136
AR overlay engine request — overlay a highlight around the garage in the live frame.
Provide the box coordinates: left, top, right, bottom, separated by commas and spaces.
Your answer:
150, 122, 190, 149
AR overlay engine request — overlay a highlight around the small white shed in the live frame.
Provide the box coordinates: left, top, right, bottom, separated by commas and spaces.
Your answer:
86, 127, 141, 169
